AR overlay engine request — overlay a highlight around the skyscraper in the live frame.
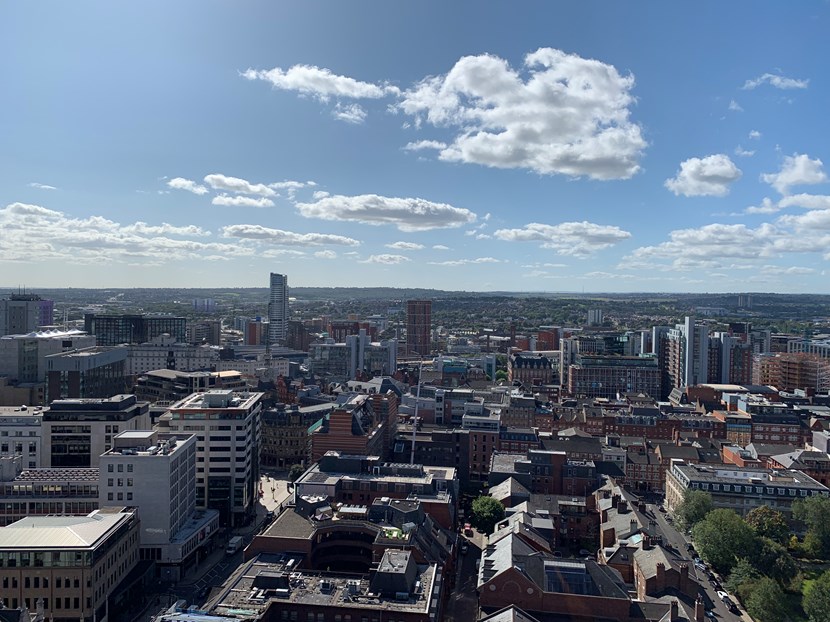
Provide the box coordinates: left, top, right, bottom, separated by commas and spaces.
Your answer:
406, 299, 431, 356
268, 272, 289, 345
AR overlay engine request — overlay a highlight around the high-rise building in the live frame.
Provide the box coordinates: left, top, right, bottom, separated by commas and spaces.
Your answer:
268, 272, 289, 345
663, 316, 708, 391
406, 299, 431, 356
0, 293, 54, 336
84, 313, 187, 345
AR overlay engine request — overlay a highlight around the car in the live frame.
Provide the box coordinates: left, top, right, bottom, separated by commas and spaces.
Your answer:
463, 523, 473, 536
685, 543, 695, 551
658, 506, 667, 513
665, 515, 673, 523
704, 611, 717, 620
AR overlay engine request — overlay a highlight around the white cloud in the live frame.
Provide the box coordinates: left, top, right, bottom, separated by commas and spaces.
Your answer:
762, 154, 827, 195
203, 174, 275, 197
269, 180, 308, 191
312, 190, 330, 200
295, 193, 476, 232
167, 177, 208, 195
212, 194, 275, 208
403, 140, 447, 151
749, 130, 762, 140
28, 182, 57, 190
332, 103, 367, 124
0, 202, 244, 265
743, 73, 809, 90
428, 257, 502, 266
494, 221, 631, 256
386, 241, 425, 250
241, 65, 399, 100
761, 264, 815, 275
314, 250, 337, 259
362, 254, 410, 264
777, 209, 830, 232
398, 48, 646, 179
728, 99, 743, 112
432, 244, 450, 250
664, 154, 742, 197
734, 146, 755, 157
778, 194, 830, 210
745, 197, 780, 215
221, 224, 360, 246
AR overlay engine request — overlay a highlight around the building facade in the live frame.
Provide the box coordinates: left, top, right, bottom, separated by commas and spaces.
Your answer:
83, 313, 187, 346
267, 272, 289, 345
406, 300, 431, 356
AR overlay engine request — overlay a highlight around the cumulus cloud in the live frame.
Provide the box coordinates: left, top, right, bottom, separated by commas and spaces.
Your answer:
398, 48, 646, 179
167, 177, 209, 195
664, 154, 742, 197
0, 202, 242, 266
762, 154, 827, 195
212, 194, 275, 208
432, 244, 450, 250
743, 73, 809, 90
221, 224, 360, 246
295, 193, 476, 232
734, 146, 755, 158
241, 65, 399, 100
269, 180, 312, 191
333, 103, 367, 124
386, 241, 425, 250
761, 264, 815, 275
203, 174, 275, 197
314, 250, 337, 259
749, 130, 762, 140
403, 140, 447, 151
728, 99, 743, 112
494, 221, 631, 256
28, 182, 57, 190
428, 257, 502, 266
778, 194, 830, 210
744, 197, 780, 215
362, 254, 410, 264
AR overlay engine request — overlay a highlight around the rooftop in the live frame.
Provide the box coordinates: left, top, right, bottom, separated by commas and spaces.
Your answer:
0, 509, 134, 550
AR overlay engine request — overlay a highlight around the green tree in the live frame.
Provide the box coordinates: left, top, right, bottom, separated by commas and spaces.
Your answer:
725, 558, 761, 604
745, 506, 790, 545
804, 569, 830, 622
288, 464, 305, 483
745, 577, 788, 622
675, 489, 714, 531
750, 537, 798, 586
793, 495, 830, 558
471, 496, 505, 534
692, 509, 756, 575
495, 370, 509, 382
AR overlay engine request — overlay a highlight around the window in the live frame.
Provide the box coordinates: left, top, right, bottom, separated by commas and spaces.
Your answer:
107, 464, 114, 472
127, 464, 133, 472
118, 464, 123, 472
108, 493, 114, 501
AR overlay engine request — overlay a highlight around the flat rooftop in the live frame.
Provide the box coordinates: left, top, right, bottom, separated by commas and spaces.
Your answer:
0, 509, 133, 550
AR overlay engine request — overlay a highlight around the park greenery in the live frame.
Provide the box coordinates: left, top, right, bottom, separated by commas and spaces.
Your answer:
678, 492, 830, 622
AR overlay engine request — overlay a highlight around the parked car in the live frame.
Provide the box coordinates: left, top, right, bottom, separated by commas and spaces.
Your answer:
658, 506, 667, 513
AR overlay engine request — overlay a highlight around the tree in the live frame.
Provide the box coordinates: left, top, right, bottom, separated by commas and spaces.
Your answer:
804, 569, 830, 622
692, 509, 756, 575
793, 495, 830, 559
288, 463, 305, 483
726, 558, 761, 604
471, 496, 505, 534
745, 506, 789, 545
745, 577, 788, 622
750, 537, 797, 586
675, 489, 714, 531
495, 370, 508, 382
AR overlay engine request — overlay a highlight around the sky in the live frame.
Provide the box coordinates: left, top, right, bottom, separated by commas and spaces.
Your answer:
2, 2, 830, 293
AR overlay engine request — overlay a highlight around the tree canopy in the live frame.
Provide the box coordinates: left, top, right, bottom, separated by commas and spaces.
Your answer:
288, 463, 305, 483
804, 569, 830, 622
793, 495, 830, 559
675, 489, 713, 531
692, 509, 756, 574
745, 577, 788, 622
471, 495, 505, 534
745, 506, 789, 545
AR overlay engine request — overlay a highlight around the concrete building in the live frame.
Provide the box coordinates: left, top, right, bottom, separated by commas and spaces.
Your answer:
42, 394, 151, 468
663, 317, 709, 392
307, 330, 397, 382
665, 461, 829, 526
406, 299, 432, 356
309, 392, 398, 462
0, 507, 140, 622
0, 329, 95, 386
0, 293, 53, 337
267, 272, 289, 346
752, 352, 830, 393
159, 390, 264, 527
125, 334, 214, 377
99, 430, 219, 581
133, 369, 248, 406
567, 354, 661, 400
0, 405, 43, 469
83, 313, 187, 346
45, 346, 128, 402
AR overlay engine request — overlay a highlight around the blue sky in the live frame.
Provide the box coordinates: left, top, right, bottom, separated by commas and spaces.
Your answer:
2, 2, 829, 292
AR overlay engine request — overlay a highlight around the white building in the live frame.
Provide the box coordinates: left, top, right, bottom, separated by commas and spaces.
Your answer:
125, 334, 215, 377
0, 329, 96, 383
0, 405, 43, 469
159, 390, 264, 528
99, 430, 219, 582
308, 329, 397, 382
267, 272, 289, 345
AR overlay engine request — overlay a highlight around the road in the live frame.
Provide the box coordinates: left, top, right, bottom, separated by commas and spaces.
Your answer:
444, 529, 484, 622
648, 503, 752, 622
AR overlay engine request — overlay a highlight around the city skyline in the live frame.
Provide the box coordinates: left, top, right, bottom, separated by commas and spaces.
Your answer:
2, 3, 830, 293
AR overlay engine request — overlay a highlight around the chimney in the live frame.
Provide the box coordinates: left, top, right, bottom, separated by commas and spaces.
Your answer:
656, 562, 666, 591
630, 518, 638, 534
611, 493, 620, 508
695, 594, 705, 622
670, 599, 678, 620
618, 499, 628, 513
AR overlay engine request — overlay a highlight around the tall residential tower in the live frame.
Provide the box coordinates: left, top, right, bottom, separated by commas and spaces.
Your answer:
267, 272, 289, 346
406, 299, 431, 356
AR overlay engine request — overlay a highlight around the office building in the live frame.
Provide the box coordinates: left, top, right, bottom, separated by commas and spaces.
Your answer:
0, 329, 95, 387
307, 329, 397, 382
159, 390, 264, 527
567, 354, 661, 399
45, 346, 128, 402
0, 405, 43, 469
125, 334, 214, 377
83, 313, 187, 346
133, 369, 248, 405
509, 352, 554, 387
406, 299, 431, 356
99, 430, 219, 581
0, 507, 140, 622
267, 272, 289, 345
309, 392, 398, 462
587, 308, 604, 326
42, 394, 151, 468
0, 293, 53, 337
